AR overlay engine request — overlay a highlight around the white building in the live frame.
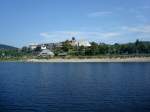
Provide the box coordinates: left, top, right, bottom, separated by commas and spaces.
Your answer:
71, 40, 91, 47
69, 37, 91, 47
78, 40, 91, 47
69, 38, 91, 47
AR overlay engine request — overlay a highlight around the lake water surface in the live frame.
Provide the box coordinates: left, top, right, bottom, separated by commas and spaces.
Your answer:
0, 62, 150, 112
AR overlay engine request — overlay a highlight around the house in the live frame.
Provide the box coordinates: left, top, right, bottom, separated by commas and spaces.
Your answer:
39, 49, 54, 57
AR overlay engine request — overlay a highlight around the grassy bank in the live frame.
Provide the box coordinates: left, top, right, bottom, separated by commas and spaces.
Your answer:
1, 54, 150, 62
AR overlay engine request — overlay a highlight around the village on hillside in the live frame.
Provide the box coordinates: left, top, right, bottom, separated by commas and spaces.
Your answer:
26, 37, 91, 57
1, 37, 150, 60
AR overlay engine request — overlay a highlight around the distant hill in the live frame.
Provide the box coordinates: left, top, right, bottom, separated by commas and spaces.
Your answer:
0, 44, 18, 50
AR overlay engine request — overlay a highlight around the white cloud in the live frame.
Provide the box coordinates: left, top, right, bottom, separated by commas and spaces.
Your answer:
40, 32, 50, 38
141, 6, 150, 9
100, 32, 120, 37
122, 25, 150, 34
40, 31, 121, 42
88, 11, 112, 17
135, 15, 147, 22
40, 31, 81, 39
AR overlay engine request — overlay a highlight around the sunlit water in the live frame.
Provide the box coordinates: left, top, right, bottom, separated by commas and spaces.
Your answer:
0, 62, 150, 112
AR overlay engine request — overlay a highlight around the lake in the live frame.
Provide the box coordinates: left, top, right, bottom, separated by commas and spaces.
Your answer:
0, 62, 150, 112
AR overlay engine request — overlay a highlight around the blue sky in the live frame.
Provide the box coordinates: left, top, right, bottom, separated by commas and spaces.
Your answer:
0, 0, 150, 47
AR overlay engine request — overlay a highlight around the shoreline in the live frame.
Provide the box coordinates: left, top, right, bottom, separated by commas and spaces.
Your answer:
1, 57, 150, 63
25, 57, 150, 63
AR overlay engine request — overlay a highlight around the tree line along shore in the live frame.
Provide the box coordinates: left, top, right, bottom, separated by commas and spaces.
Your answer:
0, 39, 150, 61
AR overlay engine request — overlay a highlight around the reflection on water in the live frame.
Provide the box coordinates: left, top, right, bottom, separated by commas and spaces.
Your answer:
0, 62, 150, 112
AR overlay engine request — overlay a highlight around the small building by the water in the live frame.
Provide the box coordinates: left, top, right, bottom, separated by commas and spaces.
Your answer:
39, 49, 54, 57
